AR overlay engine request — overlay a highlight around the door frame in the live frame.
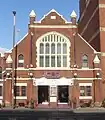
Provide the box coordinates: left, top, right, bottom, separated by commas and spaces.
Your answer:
57, 85, 69, 104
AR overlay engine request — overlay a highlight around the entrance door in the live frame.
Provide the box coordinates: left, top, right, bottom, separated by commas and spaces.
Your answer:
38, 86, 49, 104
58, 86, 68, 103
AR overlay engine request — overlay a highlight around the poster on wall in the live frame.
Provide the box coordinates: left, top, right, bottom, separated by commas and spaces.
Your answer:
50, 86, 57, 96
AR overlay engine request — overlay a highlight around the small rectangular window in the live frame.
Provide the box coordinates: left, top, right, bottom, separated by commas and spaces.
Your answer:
86, 86, 91, 96
16, 86, 20, 96
18, 63, 24, 67
51, 16, 56, 19
21, 86, 26, 96
0, 86, 2, 96
80, 86, 85, 96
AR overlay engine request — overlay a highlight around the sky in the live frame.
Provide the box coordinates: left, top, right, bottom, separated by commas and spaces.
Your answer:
0, 0, 79, 50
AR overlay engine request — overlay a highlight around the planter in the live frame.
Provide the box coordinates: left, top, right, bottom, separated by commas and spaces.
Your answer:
30, 99, 35, 109
30, 103, 34, 109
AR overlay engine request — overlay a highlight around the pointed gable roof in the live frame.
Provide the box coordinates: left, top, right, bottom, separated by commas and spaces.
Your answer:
70, 10, 77, 18
93, 54, 100, 63
29, 10, 36, 17
6, 54, 13, 63
39, 9, 68, 23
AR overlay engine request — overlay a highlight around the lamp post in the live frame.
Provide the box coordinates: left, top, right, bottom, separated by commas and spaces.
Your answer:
12, 11, 16, 109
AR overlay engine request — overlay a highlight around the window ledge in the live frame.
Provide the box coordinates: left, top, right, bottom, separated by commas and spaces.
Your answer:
81, 67, 89, 70
14, 96, 27, 99
0, 96, 3, 99
79, 96, 92, 99
36, 67, 70, 70
6, 68, 12, 70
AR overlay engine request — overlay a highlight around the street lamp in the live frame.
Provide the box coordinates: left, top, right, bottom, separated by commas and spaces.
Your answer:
12, 11, 16, 109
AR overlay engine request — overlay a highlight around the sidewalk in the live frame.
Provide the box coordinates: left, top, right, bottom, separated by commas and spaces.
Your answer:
0, 107, 105, 113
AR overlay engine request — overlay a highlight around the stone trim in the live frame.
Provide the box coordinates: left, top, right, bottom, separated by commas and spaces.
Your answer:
79, 96, 92, 99
29, 25, 77, 28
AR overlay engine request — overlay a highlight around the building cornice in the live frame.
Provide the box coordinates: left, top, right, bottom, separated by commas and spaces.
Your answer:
29, 25, 77, 29
4, 67, 101, 71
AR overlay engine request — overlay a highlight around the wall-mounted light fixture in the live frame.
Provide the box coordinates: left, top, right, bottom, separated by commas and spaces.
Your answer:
74, 73, 77, 78
7, 73, 10, 78
96, 72, 100, 79
28, 72, 33, 78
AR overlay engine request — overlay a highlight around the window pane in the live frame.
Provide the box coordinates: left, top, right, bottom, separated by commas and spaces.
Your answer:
54, 35, 55, 42
45, 43, 49, 54
48, 35, 50, 42
16, 86, 20, 96
0, 67, 2, 73
57, 56, 61, 67
40, 56, 44, 67
0, 86, 2, 96
63, 56, 67, 67
18, 63, 24, 67
45, 36, 47, 42
63, 43, 67, 54
45, 56, 49, 67
51, 35, 53, 42
51, 56, 55, 67
57, 43, 61, 54
86, 86, 91, 96
21, 86, 26, 96
18, 54, 23, 60
51, 43, 55, 54
82, 55, 88, 67
80, 86, 85, 96
40, 43, 44, 54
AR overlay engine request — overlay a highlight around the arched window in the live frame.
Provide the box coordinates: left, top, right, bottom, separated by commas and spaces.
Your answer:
36, 32, 70, 68
18, 54, 24, 67
82, 55, 88, 68
0, 67, 2, 79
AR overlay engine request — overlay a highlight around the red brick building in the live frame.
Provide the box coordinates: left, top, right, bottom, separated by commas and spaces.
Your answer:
0, 8, 102, 108
79, 0, 105, 101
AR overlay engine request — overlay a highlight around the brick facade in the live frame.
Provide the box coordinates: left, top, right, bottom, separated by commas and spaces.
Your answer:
0, 8, 102, 108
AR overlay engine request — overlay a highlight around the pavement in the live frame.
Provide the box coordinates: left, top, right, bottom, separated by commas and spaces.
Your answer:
1, 107, 105, 113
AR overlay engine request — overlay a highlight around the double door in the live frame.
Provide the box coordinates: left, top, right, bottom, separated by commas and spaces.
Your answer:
38, 85, 69, 104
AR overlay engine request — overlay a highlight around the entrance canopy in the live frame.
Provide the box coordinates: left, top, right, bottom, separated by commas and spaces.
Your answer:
33, 77, 73, 86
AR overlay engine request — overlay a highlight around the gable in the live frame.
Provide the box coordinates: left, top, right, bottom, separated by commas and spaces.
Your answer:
39, 9, 68, 25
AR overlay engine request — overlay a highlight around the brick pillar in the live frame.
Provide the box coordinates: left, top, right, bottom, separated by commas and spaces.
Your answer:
101, 55, 105, 100
93, 54, 101, 104
5, 79, 12, 106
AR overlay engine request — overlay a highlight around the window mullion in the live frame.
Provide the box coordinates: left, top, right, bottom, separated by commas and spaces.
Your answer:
49, 43, 51, 67
55, 37, 57, 67
61, 42, 63, 67
44, 41, 45, 67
